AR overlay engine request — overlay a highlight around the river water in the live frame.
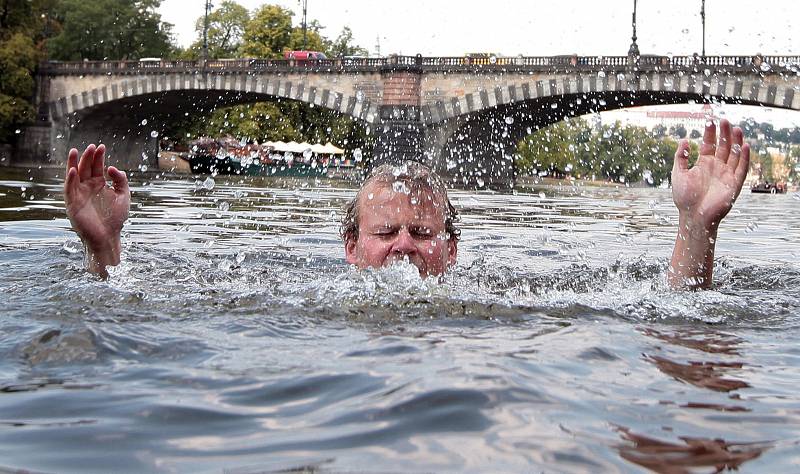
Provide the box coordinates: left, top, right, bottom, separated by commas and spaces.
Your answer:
0, 166, 799, 473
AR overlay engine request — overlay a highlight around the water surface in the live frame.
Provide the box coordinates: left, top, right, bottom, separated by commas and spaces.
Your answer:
1, 167, 799, 472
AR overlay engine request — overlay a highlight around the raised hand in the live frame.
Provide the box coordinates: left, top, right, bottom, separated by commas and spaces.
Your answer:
64, 144, 130, 276
669, 119, 750, 289
671, 119, 750, 230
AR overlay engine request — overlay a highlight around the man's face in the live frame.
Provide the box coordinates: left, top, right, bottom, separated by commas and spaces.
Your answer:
345, 181, 458, 277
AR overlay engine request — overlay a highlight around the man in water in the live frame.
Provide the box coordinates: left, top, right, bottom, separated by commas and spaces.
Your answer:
64, 119, 750, 289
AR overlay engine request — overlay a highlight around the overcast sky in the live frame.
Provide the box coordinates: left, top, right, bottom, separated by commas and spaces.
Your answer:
158, 0, 799, 127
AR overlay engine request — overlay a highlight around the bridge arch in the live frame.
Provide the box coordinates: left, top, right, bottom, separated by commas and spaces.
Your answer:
428, 80, 799, 188
48, 72, 379, 124
423, 71, 799, 125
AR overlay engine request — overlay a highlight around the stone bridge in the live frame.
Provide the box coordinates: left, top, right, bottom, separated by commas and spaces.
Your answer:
16, 54, 800, 187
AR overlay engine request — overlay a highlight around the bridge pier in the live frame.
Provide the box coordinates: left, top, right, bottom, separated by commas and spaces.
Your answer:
372, 119, 425, 168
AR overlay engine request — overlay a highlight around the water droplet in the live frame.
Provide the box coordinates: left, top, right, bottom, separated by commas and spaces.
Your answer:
202, 177, 215, 190
504, 116, 514, 125
353, 148, 363, 162
476, 177, 485, 187
218, 201, 230, 211
62, 240, 81, 254
14, 129, 21, 134
139, 164, 148, 172
538, 192, 546, 199
489, 55, 497, 64
302, 148, 313, 160
392, 181, 409, 194
140, 119, 148, 126
150, 130, 159, 138
759, 62, 771, 72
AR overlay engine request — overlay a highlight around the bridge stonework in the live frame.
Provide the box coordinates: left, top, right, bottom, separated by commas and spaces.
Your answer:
14, 55, 800, 188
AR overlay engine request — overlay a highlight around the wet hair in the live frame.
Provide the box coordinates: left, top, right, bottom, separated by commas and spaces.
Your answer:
340, 161, 460, 243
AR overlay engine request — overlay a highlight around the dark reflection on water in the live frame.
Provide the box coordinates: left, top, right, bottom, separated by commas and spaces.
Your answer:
0, 167, 799, 472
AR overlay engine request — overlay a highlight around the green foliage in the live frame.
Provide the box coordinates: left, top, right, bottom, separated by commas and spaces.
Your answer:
288, 25, 328, 53
0, 32, 40, 143
739, 120, 800, 145
186, 0, 249, 59
48, 0, 173, 60
327, 27, 368, 57
163, 2, 373, 156
669, 124, 687, 139
516, 120, 679, 186
788, 146, 800, 184
238, 4, 293, 58
191, 100, 372, 157
754, 148, 775, 182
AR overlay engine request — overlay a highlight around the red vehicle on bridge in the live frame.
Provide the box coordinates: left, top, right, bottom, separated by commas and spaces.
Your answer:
283, 51, 328, 60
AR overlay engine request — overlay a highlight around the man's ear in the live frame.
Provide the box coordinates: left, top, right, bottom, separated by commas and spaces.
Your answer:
447, 238, 458, 267
345, 237, 358, 265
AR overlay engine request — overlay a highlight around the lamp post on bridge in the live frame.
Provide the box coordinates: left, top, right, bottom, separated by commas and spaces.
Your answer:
300, 0, 308, 50
701, 0, 706, 58
627, 0, 640, 71
202, 0, 212, 67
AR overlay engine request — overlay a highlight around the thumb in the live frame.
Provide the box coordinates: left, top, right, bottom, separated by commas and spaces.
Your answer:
673, 139, 690, 174
107, 166, 129, 196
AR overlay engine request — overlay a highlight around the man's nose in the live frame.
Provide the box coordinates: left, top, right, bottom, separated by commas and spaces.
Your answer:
391, 228, 417, 255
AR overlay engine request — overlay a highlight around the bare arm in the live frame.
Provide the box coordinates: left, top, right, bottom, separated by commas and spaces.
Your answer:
668, 119, 750, 290
64, 144, 130, 277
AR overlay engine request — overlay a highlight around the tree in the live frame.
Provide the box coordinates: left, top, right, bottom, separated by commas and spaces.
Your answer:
515, 119, 681, 186
670, 124, 687, 139
48, 0, 174, 60
238, 4, 293, 58
186, 0, 249, 59
651, 124, 667, 139
689, 129, 702, 139
328, 26, 368, 57
788, 146, 800, 184
0, 32, 39, 142
515, 119, 588, 177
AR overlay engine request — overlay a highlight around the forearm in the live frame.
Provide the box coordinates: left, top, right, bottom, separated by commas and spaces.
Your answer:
668, 217, 717, 290
83, 236, 122, 278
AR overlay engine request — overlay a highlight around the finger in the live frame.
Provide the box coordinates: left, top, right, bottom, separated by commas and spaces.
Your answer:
66, 148, 78, 175
700, 120, 716, 156
64, 167, 79, 206
715, 119, 731, 163
107, 166, 129, 197
728, 127, 744, 171
77, 144, 96, 181
91, 144, 105, 178
673, 139, 690, 173
734, 143, 751, 197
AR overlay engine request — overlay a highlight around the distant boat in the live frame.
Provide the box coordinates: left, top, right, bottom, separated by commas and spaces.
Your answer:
751, 182, 787, 194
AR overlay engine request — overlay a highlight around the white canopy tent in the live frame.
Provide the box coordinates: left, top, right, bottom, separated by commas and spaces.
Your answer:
264, 141, 344, 155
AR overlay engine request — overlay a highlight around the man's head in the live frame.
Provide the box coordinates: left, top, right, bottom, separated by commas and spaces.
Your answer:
341, 161, 460, 277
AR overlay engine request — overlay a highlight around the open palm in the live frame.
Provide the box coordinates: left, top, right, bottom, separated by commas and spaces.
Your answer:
64, 144, 130, 249
671, 119, 750, 230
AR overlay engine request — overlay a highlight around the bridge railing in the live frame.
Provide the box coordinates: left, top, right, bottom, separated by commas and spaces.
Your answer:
40, 54, 800, 74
